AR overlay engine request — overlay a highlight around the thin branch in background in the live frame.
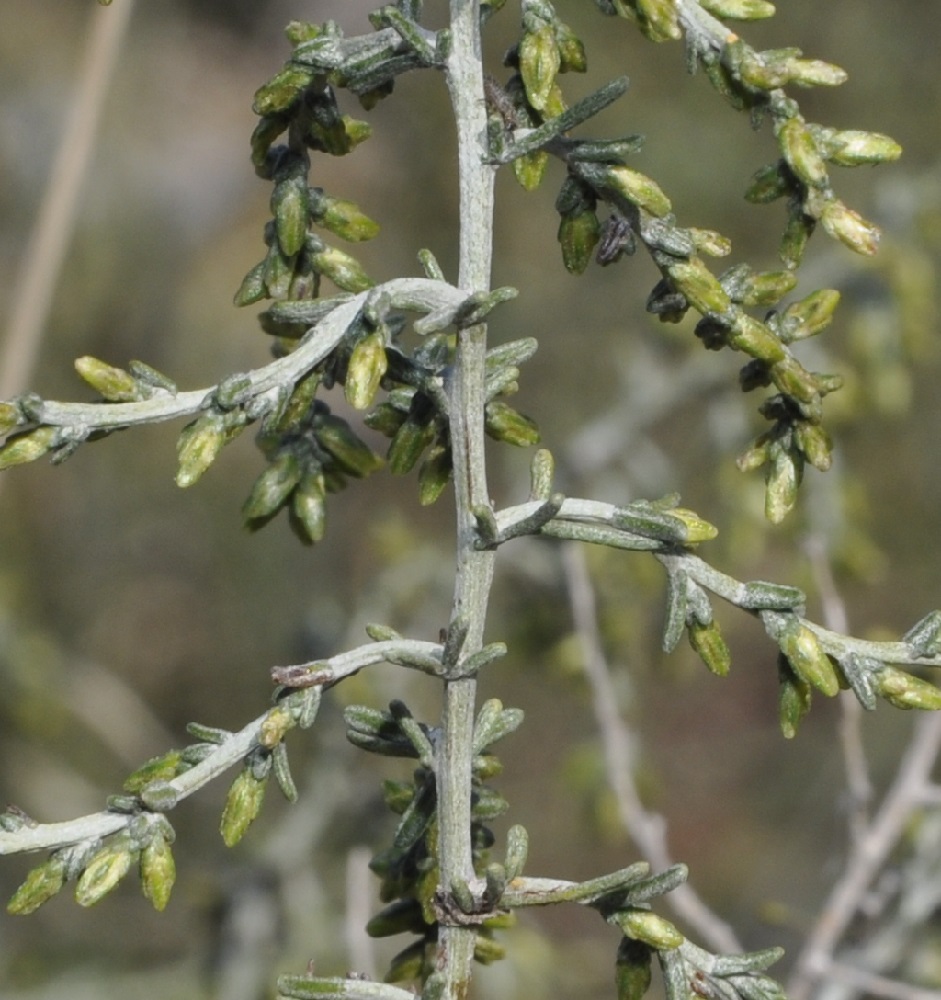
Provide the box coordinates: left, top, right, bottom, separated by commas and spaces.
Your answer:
804, 534, 873, 845
788, 712, 941, 1000
0, 1, 135, 403
560, 542, 742, 955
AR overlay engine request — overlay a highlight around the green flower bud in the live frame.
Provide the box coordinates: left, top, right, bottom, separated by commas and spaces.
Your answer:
739, 270, 798, 306
316, 414, 383, 477
782, 289, 841, 339
778, 119, 827, 188
558, 209, 601, 275
666, 259, 731, 315
796, 421, 833, 471
0, 401, 20, 437
220, 766, 268, 847
250, 115, 289, 173
825, 130, 902, 166
259, 704, 294, 748
670, 507, 719, 543
284, 21, 322, 46
473, 933, 506, 964
485, 401, 540, 447
779, 658, 811, 739
636, 0, 681, 41
821, 200, 881, 256
290, 470, 326, 543
779, 208, 814, 268
782, 626, 840, 696
272, 175, 310, 258
605, 165, 672, 218
688, 620, 731, 677
519, 24, 561, 111
418, 443, 453, 506
340, 116, 372, 149
252, 64, 314, 116
739, 50, 792, 90
262, 243, 293, 298
175, 414, 227, 488
233, 260, 268, 307
554, 20, 587, 73
786, 58, 847, 88
616, 937, 653, 1000
0, 426, 57, 471
616, 909, 684, 950
277, 370, 321, 433
243, 452, 302, 523
698, 0, 775, 18
311, 246, 372, 292
770, 356, 820, 404
123, 749, 184, 793
764, 447, 801, 523
736, 438, 770, 473
388, 414, 436, 475
513, 149, 549, 192
729, 314, 787, 362
367, 898, 427, 938
74, 356, 141, 402
345, 331, 388, 410
7, 856, 66, 915
529, 448, 555, 500
314, 194, 380, 242
140, 831, 176, 911
75, 837, 134, 906
744, 162, 790, 204
688, 228, 732, 257
364, 401, 408, 437
877, 667, 941, 711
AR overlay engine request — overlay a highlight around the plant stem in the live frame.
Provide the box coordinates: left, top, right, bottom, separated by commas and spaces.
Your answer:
438, 1, 497, 996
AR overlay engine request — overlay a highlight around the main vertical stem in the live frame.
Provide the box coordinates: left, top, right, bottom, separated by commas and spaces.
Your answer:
439, 1, 497, 997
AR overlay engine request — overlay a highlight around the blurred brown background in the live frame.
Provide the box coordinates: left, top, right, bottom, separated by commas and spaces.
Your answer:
1, 2, 940, 998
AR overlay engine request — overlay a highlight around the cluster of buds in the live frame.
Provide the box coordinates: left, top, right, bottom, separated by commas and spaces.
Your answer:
593, 0, 681, 44
345, 698, 523, 984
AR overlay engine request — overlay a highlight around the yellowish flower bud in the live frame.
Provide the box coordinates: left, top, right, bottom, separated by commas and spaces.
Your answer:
825, 130, 902, 166
7, 857, 66, 915
345, 331, 388, 410
290, 470, 326, 543
688, 620, 731, 677
616, 908, 684, 950
821, 200, 881, 256
220, 767, 268, 847
782, 626, 840, 696
513, 149, 549, 192
175, 414, 227, 488
667, 258, 731, 316
519, 24, 561, 111
558, 209, 601, 275
877, 667, 941, 711
778, 119, 827, 188
311, 246, 373, 292
74, 356, 141, 402
0, 426, 57, 471
140, 832, 176, 911
75, 837, 134, 907
605, 165, 672, 218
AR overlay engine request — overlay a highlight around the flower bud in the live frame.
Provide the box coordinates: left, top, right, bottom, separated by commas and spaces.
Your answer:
825, 130, 902, 166
310, 246, 373, 292
314, 194, 380, 243
272, 174, 310, 257
485, 401, 540, 447
243, 452, 302, 522
786, 58, 847, 88
175, 414, 227, 488
688, 620, 731, 677
876, 667, 941, 711
729, 314, 787, 362
616, 909, 684, 950
744, 162, 790, 204
74, 356, 141, 402
519, 23, 561, 111
778, 654, 811, 739
220, 766, 268, 847
796, 421, 833, 471
554, 20, 587, 73
75, 837, 134, 906
290, 470, 326, 543
140, 831, 176, 911
739, 270, 798, 306
670, 507, 719, 543
316, 414, 383, 477
778, 208, 814, 268
513, 149, 549, 192
616, 937, 652, 1000
388, 414, 437, 475
0, 426, 57, 471
764, 447, 801, 523
821, 200, 881, 256
233, 260, 269, 307
699, 0, 775, 18
7, 856, 66, 914
252, 64, 314, 116
558, 209, 601, 275
418, 444, 453, 506
122, 749, 183, 792
782, 289, 841, 339
604, 165, 672, 218
345, 331, 388, 410
778, 119, 827, 188
666, 259, 731, 315
688, 228, 732, 257
636, 0, 681, 42
782, 626, 840, 696
259, 704, 294, 748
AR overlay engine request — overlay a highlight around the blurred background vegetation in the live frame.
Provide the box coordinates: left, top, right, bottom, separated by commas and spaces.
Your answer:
1, 2, 940, 998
